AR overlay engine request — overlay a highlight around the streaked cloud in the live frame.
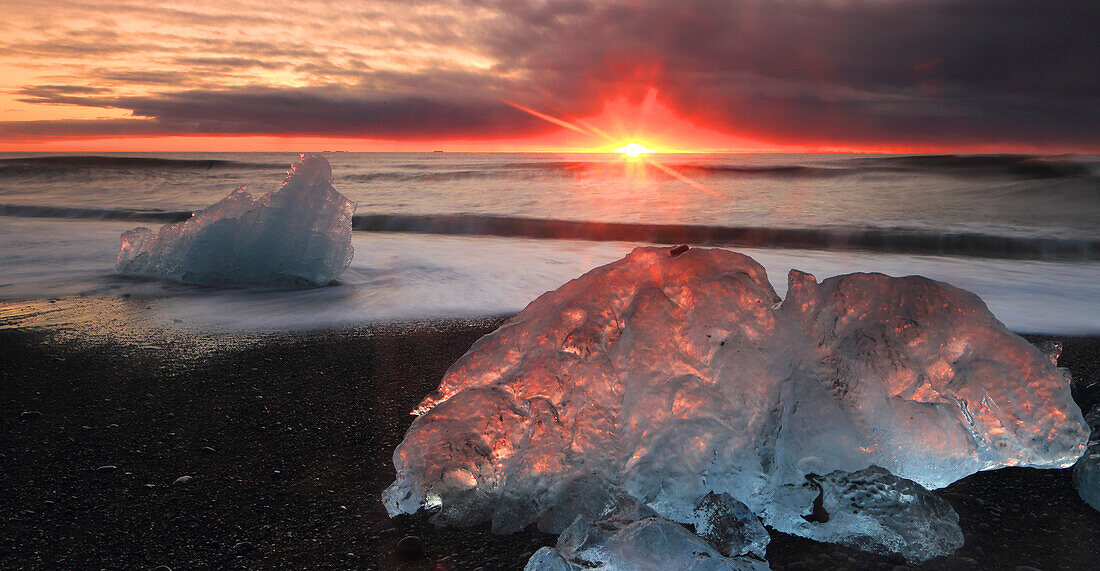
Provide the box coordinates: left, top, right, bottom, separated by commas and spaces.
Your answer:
0, 0, 1096, 149
2, 87, 548, 139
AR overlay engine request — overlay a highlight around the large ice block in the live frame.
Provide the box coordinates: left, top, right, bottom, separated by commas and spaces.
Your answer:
116, 154, 355, 288
384, 246, 1088, 560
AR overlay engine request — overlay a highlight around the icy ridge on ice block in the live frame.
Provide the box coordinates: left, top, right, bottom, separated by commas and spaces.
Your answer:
384, 247, 1088, 561
116, 154, 355, 288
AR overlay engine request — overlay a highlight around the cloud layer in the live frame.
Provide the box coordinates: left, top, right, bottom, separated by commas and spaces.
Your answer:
1, 0, 1097, 149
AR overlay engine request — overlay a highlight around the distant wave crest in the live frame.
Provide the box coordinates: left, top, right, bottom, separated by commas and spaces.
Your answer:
372, 155, 1097, 181
346, 170, 505, 183
844, 154, 1095, 179
0, 203, 192, 223
3, 203, 1096, 261
351, 213, 1100, 261
1, 154, 1094, 184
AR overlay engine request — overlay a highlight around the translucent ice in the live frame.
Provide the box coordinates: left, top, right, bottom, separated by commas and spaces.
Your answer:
771, 466, 963, 561
525, 498, 770, 571
116, 154, 355, 288
689, 492, 769, 558
384, 247, 1088, 560
1073, 405, 1100, 511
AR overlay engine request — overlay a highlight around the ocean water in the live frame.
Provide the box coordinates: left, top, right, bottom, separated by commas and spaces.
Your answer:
1, 152, 1098, 334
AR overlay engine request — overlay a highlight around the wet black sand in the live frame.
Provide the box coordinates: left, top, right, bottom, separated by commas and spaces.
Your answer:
2, 316, 1098, 570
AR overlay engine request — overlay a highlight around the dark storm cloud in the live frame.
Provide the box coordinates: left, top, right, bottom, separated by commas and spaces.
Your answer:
7, 0, 1098, 147
0, 87, 550, 140
16, 85, 114, 106
474, 0, 1100, 146
0, 118, 172, 138
20, 85, 111, 96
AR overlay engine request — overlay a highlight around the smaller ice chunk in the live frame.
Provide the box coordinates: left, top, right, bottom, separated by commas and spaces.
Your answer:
525, 497, 770, 571
689, 492, 769, 557
770, 466, 963, 563
116, 154, 355, 288
525, 548, 574, 571
536, 472, 648, 534
1073, 405, 1100, 512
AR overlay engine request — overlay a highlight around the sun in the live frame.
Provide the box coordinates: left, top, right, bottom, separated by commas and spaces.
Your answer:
612, 142, 656, 158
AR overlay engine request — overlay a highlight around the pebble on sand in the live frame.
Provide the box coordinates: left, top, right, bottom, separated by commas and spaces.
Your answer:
397, 535, 424, 560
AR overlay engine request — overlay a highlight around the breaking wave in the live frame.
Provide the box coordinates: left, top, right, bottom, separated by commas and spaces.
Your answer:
3, 204, 1095, 261
345, 170, 507, 183
351, 213, 1100, 261
0, 203, 192, 223
681, 155, 1095, 180
372, 154, 1099, 181
3, 204, 1096, 261
1, 154, 1094, 184
843, 154, 1096, 179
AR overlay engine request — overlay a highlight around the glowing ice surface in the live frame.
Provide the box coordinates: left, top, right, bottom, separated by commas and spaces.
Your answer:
116, 154, 354, 287
384, 247, 1088, 560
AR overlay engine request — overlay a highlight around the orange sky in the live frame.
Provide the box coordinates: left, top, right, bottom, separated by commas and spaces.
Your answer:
0, 90, 1056, 155
1, 1, 1095, 153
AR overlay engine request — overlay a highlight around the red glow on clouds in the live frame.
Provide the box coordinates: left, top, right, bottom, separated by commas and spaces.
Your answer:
0, 90, 777, 153
1, 1, 1093, 154
0, 88, 1077, 154
503, 89, 784, 153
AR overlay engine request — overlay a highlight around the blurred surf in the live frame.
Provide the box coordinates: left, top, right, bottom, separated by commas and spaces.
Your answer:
3, 204, 1097, 261
1, 152, 1097, 333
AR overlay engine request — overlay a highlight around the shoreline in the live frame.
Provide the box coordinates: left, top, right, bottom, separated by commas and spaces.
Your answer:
2, 305, 1099, 569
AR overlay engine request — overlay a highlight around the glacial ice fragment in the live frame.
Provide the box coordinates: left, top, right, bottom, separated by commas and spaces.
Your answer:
525, 497, 770, 571
689, 492, 769, 558
771, 466, 963, 562
1073, 405, 1100, 511
116, 154, 355, 287
525, 548, 574, 570
384, 247, 1088, 560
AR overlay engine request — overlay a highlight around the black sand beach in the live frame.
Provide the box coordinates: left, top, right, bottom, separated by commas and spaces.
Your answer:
2, 304, 1099, 570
